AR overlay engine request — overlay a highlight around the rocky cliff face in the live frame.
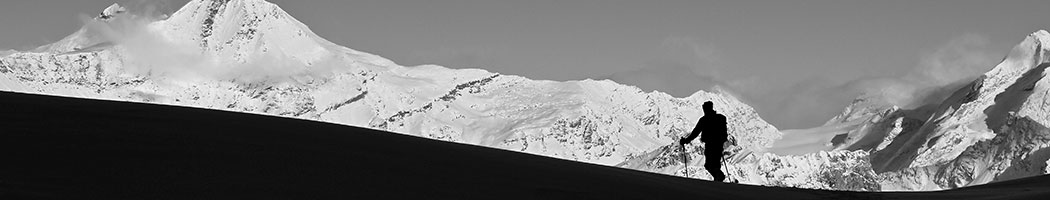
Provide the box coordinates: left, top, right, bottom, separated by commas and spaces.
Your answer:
614, 31, 1050, 191
872, 31, 1050, 191
780, 30, 1050, 191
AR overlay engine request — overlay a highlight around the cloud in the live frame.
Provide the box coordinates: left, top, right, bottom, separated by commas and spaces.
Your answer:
604, 61, 721, 97
75, 0, 347, 84
602, 36, 725, 97
79, 0, 208, 78
863, 33, 997, 108
915, 34, 995, 85
723, 34, 997, 129
601, 33, 997, 129
727, 75, 861, 129
658, 36, 723, 77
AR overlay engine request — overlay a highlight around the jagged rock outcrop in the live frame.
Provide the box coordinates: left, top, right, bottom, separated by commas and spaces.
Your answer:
617, 30, 1050, 191
814, 30, 1050, 191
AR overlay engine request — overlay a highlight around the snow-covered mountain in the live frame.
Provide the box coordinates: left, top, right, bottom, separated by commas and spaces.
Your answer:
618, 30, 1050, 191
858, 30, 1050, 191
2, 0, 1048, 192
737, 30, 1050, 191
0, 0, 780, 169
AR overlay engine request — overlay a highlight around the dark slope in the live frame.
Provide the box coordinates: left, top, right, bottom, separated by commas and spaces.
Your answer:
0, 91, 1048, 199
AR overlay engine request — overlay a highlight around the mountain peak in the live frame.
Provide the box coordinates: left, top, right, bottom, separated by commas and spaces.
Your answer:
163, 0, 295, 49
148, 0, 369, 70
1033, 29, 1050, 41
97, 3, 127, 20
1023, 30, 1050, 52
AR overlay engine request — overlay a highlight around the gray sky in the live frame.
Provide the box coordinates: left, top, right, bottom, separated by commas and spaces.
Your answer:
1, 0, 1048, 129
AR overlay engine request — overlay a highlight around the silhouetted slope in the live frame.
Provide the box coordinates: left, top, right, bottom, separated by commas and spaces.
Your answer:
0, 91, 1048, 199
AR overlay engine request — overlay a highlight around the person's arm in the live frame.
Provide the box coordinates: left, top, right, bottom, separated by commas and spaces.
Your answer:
680, 119, 703, 144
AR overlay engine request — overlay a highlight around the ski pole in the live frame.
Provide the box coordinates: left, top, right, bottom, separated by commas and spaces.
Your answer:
681, 143, 689, 177
722, 153, 732, 182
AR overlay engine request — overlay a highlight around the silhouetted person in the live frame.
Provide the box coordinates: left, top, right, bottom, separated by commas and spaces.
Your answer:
679, 101, 729, 182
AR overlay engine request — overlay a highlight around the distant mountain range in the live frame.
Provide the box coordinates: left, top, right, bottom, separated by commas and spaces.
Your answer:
1, 0, 1047, 191
6, 90, 1050, 199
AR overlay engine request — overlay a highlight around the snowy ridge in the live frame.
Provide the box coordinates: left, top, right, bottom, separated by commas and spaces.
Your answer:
0, 0, 780, 173
154, 0, 391, 66
907, 30, 1050, 169
615, 30, 1050, 191
805, 30, 1050, 191
871, 31, 1050, 189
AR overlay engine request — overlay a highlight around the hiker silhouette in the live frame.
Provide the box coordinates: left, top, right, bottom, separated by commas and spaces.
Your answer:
679, 101, 729, 182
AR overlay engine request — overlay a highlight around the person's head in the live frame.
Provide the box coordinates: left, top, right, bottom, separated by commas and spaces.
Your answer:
702, 101, 715, 114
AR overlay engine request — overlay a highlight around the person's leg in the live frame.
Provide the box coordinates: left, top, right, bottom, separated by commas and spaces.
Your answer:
704, 145, 725, 182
